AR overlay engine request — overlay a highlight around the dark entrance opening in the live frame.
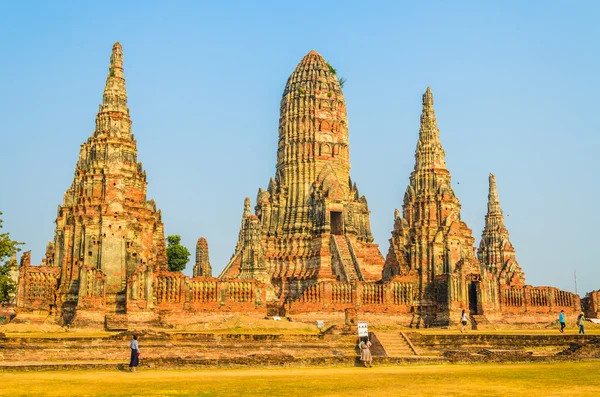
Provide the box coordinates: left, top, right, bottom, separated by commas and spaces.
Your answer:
330, 211, 343, 235
468, 282, 478, 314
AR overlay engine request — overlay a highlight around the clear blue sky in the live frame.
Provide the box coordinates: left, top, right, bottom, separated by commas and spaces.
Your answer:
1, 1, 598, 295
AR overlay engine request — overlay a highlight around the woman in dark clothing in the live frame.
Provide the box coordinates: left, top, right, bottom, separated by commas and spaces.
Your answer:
129, 334, 141, 372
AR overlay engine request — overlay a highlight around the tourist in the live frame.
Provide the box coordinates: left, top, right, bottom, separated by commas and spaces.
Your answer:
460, 310, 468, 333
358, 337, 372, 368
129, 334, 141, 372
558, 310, 566, 333
577, 312, 586, 335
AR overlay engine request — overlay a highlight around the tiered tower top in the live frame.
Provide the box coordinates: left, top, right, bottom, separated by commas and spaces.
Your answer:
415, 87, 447, 171
275, 50, 350, 199
94, 42, 131, 139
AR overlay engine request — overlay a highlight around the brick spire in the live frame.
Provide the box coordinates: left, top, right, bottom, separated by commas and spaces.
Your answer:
383, 87, 478, 291
478, 174, 524, 285
415, 87, 447, 171
95, 42, 131, 138
49, 42, 167, 316
486, 174, 503, 225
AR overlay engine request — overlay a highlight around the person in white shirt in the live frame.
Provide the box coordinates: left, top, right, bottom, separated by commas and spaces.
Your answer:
460, 310, 468, 333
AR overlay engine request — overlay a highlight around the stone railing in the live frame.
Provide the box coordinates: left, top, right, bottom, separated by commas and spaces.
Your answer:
153, 273, 266, 312
288, 280, 416, 313
297, 283, 320, 303
361, 283, 384, 305
501, 285, 579, 312
188, 279, 218, 303
555, 289, 575, 307
529, 288, 549, 307
16, 266, 60, 312
331, 283, 353, 304
391, 281, 414, 305
154, 272, 185, 304
227, 280, 254, 302
501, 287, 525, 307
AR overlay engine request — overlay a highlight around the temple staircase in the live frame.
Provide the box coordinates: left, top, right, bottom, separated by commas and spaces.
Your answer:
332, 235, 361, 282
375, 331, 418, 356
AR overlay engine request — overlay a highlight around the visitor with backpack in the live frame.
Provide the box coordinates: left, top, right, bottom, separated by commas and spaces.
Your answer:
577, 312, 586, 335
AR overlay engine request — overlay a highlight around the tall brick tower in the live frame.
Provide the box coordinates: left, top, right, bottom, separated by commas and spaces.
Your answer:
220, 50, 384, 300
49, 43, 167, 322
478, 173, 525, 286
383, 88, 490, 325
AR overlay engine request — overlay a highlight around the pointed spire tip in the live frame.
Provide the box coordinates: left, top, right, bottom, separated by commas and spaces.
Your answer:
422, 86, 434, 107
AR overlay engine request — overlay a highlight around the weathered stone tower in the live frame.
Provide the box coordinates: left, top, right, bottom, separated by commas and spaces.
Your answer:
47, 43, 167, 322
220, 50, 384, 300
383, 88, 490, 325
193, 237, 212, 277
478, 173, 525, 286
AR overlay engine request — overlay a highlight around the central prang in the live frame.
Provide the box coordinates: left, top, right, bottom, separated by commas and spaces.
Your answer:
219, 50, 385, 300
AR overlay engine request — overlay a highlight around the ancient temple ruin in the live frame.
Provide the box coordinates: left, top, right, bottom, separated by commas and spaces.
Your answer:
219, 50, 385, 301
13, 45, 590, 328
16, 43, 168, 324
15, 43, 266, 327
380, 88, 579, 326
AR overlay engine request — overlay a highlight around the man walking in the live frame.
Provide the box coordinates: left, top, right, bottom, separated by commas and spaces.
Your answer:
558, 310, 566, 333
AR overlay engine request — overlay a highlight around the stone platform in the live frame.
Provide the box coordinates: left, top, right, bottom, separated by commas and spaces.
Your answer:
0, 330, 598, 371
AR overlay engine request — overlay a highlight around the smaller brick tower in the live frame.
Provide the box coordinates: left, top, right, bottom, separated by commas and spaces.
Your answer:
193, 237, 212, 277
478, 173, 524, 286
383, 87, 489, 326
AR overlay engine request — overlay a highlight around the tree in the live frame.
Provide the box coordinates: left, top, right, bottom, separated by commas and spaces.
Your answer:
0, 212, 23, 304
166, 235, 190, 272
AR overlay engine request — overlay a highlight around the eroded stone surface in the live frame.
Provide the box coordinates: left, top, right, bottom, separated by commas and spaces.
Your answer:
13, 47, 589, 328
193, 237, 212, 277
220, 51, 384, 300
381, 88, 580, 326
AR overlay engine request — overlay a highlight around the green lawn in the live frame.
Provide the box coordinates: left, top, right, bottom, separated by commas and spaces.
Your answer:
1, 361, 598, 396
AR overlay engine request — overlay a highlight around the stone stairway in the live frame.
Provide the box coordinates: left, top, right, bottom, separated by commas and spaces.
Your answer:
333, 235, 359, 282
375, 331, 417, 357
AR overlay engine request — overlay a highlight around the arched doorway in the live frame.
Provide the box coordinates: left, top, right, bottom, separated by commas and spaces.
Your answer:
330, 211, 343, 235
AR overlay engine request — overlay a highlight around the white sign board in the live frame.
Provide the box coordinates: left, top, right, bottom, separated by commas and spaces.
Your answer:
358, 321, 369, 337
316, 320, 324, 330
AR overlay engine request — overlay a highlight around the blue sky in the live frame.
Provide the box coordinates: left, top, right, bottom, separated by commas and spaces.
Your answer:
1, 1, 598, 295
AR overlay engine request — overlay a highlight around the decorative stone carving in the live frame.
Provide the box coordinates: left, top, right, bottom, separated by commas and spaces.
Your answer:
383, 88, 489, 325
478, 173, 525, 286
219, 50, 384, 301
17, 43, 168, 323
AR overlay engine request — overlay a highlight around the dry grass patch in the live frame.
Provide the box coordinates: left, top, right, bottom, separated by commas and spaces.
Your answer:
0, 361, 599, 397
